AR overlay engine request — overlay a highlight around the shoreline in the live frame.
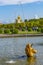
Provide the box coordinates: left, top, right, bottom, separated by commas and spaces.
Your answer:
0, 34, 43, 38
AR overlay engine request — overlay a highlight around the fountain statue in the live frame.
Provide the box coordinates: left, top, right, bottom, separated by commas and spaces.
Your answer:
25, 44, 37, 57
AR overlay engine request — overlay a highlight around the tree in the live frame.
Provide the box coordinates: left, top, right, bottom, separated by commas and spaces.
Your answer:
27, 28, 32, 31
14, 23, 19, 29
4, 29, 11, 34
41, 28, 43, 33
24, 19, 28, 22
12, 28, 18, 34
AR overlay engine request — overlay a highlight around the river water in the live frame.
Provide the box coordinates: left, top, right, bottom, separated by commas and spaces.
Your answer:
0, 37, 43, 65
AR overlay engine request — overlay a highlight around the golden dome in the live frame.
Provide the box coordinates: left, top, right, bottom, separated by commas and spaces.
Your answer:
18, 16, 21, 19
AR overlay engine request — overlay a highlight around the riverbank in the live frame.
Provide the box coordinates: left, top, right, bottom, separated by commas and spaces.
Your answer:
0, 34, 43, 38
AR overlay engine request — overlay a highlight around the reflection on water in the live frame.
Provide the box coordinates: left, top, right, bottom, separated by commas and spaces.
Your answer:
0, 56, 41, 65
27, 56, 37, 65
0, 37, 43, 65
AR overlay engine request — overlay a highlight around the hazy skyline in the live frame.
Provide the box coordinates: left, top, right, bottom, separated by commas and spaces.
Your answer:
0, 0, 43, 23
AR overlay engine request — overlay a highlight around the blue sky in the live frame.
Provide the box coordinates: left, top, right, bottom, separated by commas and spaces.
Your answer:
0, 0, 43, 23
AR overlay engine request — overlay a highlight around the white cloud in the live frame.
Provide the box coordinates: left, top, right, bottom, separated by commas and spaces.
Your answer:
0, 0, 43, 6
35, 15, 39, 19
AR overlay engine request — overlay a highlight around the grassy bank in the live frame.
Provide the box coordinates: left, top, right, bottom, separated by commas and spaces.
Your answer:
18, 31, 41, 34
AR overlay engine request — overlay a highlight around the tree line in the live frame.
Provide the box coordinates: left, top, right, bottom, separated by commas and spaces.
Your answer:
0, 18, 43, 34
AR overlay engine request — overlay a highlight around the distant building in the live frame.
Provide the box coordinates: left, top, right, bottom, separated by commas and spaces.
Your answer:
15, 16, 22, 23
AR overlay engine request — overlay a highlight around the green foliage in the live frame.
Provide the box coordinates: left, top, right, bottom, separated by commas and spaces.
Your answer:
24, 19, 28, 22
0, 29, 3, 34
0, 24, 3, 28
12, 28, 18, 34
41, 28, 43, 33
15, 23, 19, 29
25, 22, 30, 28
19, 23, 25, 28
0, 18, 43, 34
22, 27, 25, 31
10, 28, 13, 33
4, 29, 11, 34
37, 28, 41, 32
27, 28, 32, 31
0, 29, 4, 34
